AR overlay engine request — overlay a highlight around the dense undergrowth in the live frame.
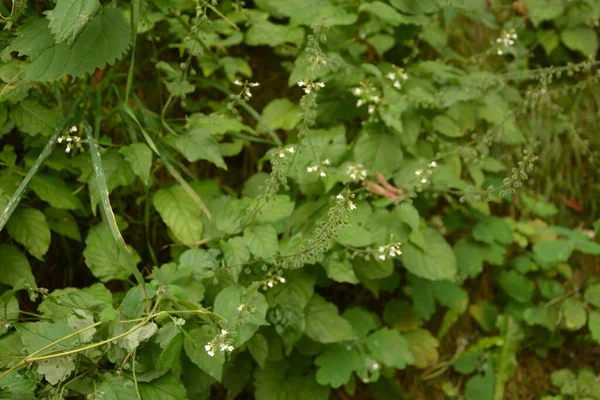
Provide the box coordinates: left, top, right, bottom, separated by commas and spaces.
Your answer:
0, 0, 600, 399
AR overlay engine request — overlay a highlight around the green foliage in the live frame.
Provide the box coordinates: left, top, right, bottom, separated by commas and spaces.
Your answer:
1, 0, 599, 398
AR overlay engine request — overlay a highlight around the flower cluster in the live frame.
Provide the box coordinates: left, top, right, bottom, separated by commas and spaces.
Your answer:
234, 79, 260, 100
377, 242, 402, 261
346, 163, 367, 182
56, 126, 83, 154
307, 158, 331, 177
204, 329, 234, 357
386, 68, 408, 90
276, 146, 295, 158
336, 192, 357, 211
264, 274, 286, 290
495, 29, 517, 55
351, 82, 381, 115
415, 161, 438, 185
297, 80, 325, 94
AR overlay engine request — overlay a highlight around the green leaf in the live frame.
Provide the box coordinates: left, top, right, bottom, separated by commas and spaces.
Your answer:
154, 185, 204, 245
184, 326, 225, 382
5, 9, 131, 81
526, 0, 565, 26
44, 208, 81, 241
243, 224, 279, 259
404, 329, 439, 369
97, 376, 138, 400
18, 322, 78, 354
465, 361, 495, 400
88, 149, 136, 214
119, 143, 153, 186
560, 298, 587, 331
397, 203, 420, 232
494, 315, 523, 400
248, 333, 269, 370
323, 258, 359, 284
401, 228, 457, 281
359, 1, 409, 26
315, 344, 356, 388
533, 240, 573, 266
305, 295, 356, 343
214, 285, 268, 346
497, 271, 534, 303
469, 301, 498, 333
255, 195, 295, 224
454, 239, 485, 278
83, 221, 140, 282
6, 208, 51, 260
221, 237, 250, 282
30, 174, 81, 210
9, 99, 62, 136
0, 332, 25, 368
259, 99, 300, 133
245, 20, 304, 47
0, 245, 36, 289
588, 310, 600, 343
37, 356, 76, 385
472, 217, 512, 245
139, 373, 188, 400
354, 132, 403, 177
169, 128, 227, 170
383, 299, 422, 331
432, 115, 464, 138
561, 27, 598, 57
343, 307, 381, 338
584, 284, 600, 308
254, 361, 330, 400
46, 0, 100, 45
366, 328, 414, 369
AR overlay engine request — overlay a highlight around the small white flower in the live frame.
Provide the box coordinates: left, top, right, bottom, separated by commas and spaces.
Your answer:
497, 50, 503, 55
357, 99, 364, 107
496, 38, 502, 44
318, 82, 325, 88
267, 281, 274, 288
205, 345, 212, 351
430, 161, 438, 168
246, 88, 252, 97
237, 304, 244, 312
415, 170, 422, 175
323, 159, 331, 165
66, 137, 72, 142
234, 79, 242, 86
421, 178, 427, 184
304, 87, 311, 94
278, 152, 285, 158
348, 202, 357, 211
379, 254, 386, 260
297, 80, 305, 87
353, 87, 362, 95
386, 72, 396, 80
174, 317, 186, 326
401, 73, 408, 80
227, 345, 234, 351
221, 329, 228, 335
393, 81, 402, 89
287, 147, 295, 154
372, 96, 380, 103
250, 82, 260, 87
371, 362, 380, 371
220, 345, 228, 352
279, 277, 286, 283
319, 171, 327, 177
57, 137, 63, 143
368, 105, 375, 114
336, 194, 344, 201
69, 125, 78, 133
65, 146, 71, 154
208, 351, 215, 357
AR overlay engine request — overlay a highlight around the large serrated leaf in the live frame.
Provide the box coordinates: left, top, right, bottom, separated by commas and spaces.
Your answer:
45, 0, 100, 45
6, 208, 51, 260
5, 8, 131, 81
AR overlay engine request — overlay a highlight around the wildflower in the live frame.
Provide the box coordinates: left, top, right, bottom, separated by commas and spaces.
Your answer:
65, 146, 71, 154
421, 178, 427, 184
234, 79, 242, 86
323, 159, 331, 165
207, 351, 215, 357
69, 125, 78, 133
204, 344, 212, 351
246, 88, 252, 98
320, 171, 327, 177
368, 105, 376, 114
347, 163, 367, 181
250, 82, 260, 87
237, 304, 244, 312
348, 201, 357, 211
174, 317, 186, 326
372, 95, 380, 103
287, 147, 295, 154
304, 87, 311, 94
267, 281, 274, 288
221, 329, 228, 335
297, 80, 305, 87
336, 193, 345, 201
415, 170, 422, 175
278, 151, 286, 158
279, 277, 286, 283
401, 73, 408, 80
393, 81, 402, 89
377, 242, 402, 260
57, 137, 63, 144
497, 50, 503, 55
386, 72, 396, 80
307, 165, 317, 173
357, 99, 364, 107
318, 82, 325, 88
429, 161, 438, 168
353, 87, 362, 95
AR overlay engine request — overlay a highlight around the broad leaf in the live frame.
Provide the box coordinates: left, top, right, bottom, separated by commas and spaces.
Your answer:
401, 228, 457, 281
9, 99, 62, 136
30, 174, 82, 210
243, 224, 279, 259
6, 208, 51, 260
366, 328, 414, 369
154, 185, 204, 245
119, 143, 153, 186
46, 0, 100, 45
305, 295, 356, 343
0, 244, 37, 288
